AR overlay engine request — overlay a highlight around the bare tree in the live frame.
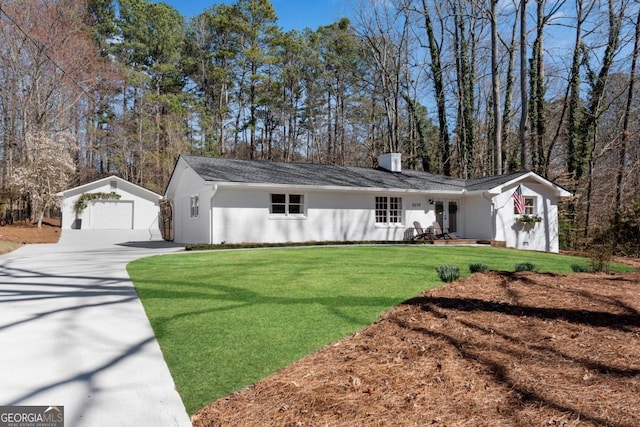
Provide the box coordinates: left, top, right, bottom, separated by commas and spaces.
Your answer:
615, 9, 640, 213
581, 0, 625, 237
418, 0, 451, 175
528, 0, 567, 176
500, 0, 521, 173
356, 0, 412, 155
0, 0, 111, 201
450, 0, 481, 178
565, 0, 595, 180
519, 0, 528, 169
491, 0, 502, 174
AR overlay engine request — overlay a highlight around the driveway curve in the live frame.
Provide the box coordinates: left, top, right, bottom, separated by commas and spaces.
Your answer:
0, 230, 192, 426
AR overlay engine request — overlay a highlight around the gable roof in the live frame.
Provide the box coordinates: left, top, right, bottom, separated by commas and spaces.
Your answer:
177, 155, 570, 196
467, 171, 572, 196
58, 175, 161, 200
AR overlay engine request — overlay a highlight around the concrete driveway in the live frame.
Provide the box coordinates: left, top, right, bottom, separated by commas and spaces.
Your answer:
0, 230, 192, 426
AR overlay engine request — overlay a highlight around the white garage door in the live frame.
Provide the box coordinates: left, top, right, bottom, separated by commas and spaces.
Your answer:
90, 200, 134, 229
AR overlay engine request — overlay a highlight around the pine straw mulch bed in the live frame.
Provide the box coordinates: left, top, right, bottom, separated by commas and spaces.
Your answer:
0, 218, 61, 244
192, 270, 640, 427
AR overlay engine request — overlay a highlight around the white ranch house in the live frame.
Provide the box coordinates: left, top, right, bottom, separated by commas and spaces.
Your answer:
163, 154, 571, 252
59, 175, 161, 231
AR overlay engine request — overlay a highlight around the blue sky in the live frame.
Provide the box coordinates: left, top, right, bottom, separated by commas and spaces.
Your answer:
161, 0, 349, 32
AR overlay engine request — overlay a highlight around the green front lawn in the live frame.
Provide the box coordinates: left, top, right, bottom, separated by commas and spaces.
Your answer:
127, 246, 630, 414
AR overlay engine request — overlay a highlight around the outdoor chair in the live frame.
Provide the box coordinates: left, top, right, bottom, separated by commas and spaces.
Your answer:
431, 222, 457, 240
412, 221, 436, 241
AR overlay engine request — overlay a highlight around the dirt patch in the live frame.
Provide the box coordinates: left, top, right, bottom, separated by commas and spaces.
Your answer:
0, 218, 61, 245
192, 271, 640, 427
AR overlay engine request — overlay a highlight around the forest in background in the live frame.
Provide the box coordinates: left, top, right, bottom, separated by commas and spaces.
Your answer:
0, 0, 638, 254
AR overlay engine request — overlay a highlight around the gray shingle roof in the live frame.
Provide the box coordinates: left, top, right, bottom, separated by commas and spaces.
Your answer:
181, 155, 527, 193
465, 171, 530, 191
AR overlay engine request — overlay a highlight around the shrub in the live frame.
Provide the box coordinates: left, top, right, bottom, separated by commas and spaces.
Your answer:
437, 265, 460, 283
73, 191, 121, 214
515, 214, 542, 225
571, 263, 591, 273
588, 228, 614, 273
469, 262, 488, 273
515, 262, 535, 272
608, 203, 640, 257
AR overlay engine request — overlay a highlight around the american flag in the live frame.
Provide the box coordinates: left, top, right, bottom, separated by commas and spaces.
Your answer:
513, 185, 525, 214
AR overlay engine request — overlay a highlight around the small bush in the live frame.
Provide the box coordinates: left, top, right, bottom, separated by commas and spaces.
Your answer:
515, 262, 535, 272
588, 229, 614, 273
571, 263, 591, 273
469, 262, 488, 273
437, 265, 460, 283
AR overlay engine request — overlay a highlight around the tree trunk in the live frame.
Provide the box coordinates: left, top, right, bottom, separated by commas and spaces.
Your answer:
615, 8, 640, 213
501, 9, 518, 173
421, 0, 451, 175
534, 0, 546, 176
491, 0, 502, 175
577, 0, 623, 180
548, 0, 591, 180
528, 0, 546, 176
581, 0, 624, 237
519, 0, 528, 170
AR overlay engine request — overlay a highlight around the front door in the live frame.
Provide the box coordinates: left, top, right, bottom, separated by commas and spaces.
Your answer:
435, 200, 458, 233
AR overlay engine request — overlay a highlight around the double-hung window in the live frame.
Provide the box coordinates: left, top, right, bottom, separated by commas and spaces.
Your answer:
514, 197, 536, 215
524, 197, 535, 215
190, 195, 199, 218
270, 193, 305, 216
375, 196, 403, 225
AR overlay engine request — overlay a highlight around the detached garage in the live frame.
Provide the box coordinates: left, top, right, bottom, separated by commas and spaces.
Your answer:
59, 176, 161, 230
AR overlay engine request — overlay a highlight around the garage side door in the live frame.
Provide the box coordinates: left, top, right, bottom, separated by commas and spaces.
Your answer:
90, 200, 134, 229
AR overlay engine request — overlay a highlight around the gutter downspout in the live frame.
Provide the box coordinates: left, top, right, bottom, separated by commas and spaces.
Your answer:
482, 192, 496, 242
210, 185, 218, 244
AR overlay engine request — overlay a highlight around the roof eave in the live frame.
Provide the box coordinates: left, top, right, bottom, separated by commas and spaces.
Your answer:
60, 175, 161, 198
205, 180, 465, 194
486, 171, 572, 197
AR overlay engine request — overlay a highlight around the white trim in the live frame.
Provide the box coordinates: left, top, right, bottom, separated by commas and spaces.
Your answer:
190, 195, 199, 218
201, 172, 571, 198
374, 195, 404, 226
268, 192, 308, 219
58, 175, 161, 199
204, 180, 463, 195
486, 172, 572, 197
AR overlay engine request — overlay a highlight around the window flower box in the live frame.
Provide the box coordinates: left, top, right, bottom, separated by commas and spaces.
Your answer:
516, 214, 542, 225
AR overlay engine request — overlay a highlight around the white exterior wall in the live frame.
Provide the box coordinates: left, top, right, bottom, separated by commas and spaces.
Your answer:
61, 195, 83, 229
176, 187, 442, 245
462, 194, 493, 239
493, 182, 560, 252
165, 159, 566, 251
61, 178, 160, 230
168, 165, 212, 244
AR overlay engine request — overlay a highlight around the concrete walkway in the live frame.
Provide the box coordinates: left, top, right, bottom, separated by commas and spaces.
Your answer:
0, 230, 192, 426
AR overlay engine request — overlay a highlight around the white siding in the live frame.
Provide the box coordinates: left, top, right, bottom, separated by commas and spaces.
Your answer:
165, 160, 564, 252
167, 162, 212, 244
61, 177, 160, 230
462, 194, 493, 239
190, 188, 443, 245
493, 182, 560, 252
